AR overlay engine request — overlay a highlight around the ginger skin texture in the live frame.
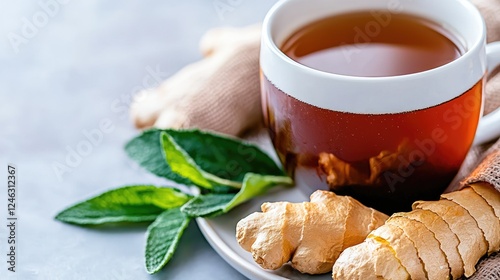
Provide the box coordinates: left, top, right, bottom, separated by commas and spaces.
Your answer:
236, 190, 388, 274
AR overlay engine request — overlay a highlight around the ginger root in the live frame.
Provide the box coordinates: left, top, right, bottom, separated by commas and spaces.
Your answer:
332, 183, 500, 279
236, 190, 388, 274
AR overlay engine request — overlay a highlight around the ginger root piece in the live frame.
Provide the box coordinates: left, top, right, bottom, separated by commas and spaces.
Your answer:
331, 185, 500, 280
387, 215, 451, 280
442, 187, 500, 255
332, 239, 410, 280
403, 209, 464, 279
413, 199, 488, 277
342, 196, 388, 251
291, 197, 348, 273
368, 223, 426, 279
470, 183, 500, 219
236, 190, 388, 274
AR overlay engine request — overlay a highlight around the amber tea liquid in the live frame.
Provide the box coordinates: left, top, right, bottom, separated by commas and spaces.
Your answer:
281, 11, 463, 76
263, 11, 482, 214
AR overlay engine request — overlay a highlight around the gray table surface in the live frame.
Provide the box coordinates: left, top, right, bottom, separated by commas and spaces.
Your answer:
0, 1, 278, 279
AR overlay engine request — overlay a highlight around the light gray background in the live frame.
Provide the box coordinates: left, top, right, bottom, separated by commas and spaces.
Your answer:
0, 1, 278, 279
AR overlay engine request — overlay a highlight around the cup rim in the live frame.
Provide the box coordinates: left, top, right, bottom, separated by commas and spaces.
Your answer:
262, 0, 486, 82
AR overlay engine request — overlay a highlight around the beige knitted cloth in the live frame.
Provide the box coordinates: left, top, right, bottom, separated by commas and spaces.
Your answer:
131, 25, 262, 136
131, 0, 500, 277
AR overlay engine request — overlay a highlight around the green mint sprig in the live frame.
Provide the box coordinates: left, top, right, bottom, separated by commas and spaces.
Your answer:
55, 128, 293, 274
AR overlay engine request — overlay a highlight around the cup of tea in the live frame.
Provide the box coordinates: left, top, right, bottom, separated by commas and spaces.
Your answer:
260, 0, 500, 214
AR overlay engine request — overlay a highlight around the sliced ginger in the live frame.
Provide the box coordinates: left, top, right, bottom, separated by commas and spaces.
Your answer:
333, 238, 410, 280
236, 190, 388, 274
387, 215, 451, 279
403, 209, 464, 279
470, 183, 500, 219
368, 223, 426, 279
332, 186, 498, 280
413, 199, 488, 277
442, 187, 500, 255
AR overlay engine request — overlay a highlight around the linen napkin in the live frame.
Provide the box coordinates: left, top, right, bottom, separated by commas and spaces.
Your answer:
130, 25, 262, 136
131, 0, 500, 278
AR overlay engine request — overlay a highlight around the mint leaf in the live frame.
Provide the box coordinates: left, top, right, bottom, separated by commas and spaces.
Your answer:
125, 130, 192, 185
160, 132, 212, 188
125, 129, 285, 186
181, 193, 235, 217
145, 208, 190, 274
222, 173, 293, 212
168, 129, 285, 181
55, 186, 191, 225
160, 132, 241, 189
181, 173, 293, 218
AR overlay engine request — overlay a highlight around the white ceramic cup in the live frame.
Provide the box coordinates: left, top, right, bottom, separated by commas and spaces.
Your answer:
261, 0, 500, 213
